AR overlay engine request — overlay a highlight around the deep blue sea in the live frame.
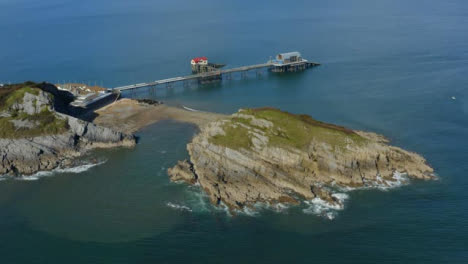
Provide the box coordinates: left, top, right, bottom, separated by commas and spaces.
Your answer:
1, 0, 467, 263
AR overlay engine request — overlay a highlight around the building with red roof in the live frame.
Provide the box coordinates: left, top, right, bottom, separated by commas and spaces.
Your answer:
191, 57, 208, 65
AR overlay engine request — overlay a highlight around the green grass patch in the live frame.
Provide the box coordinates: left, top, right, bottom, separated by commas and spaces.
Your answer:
0, 82, 68, 138
0, 109, 69, 138
0, 84, 41, 112
210, 123, 252, 150
209, 108, 367, 151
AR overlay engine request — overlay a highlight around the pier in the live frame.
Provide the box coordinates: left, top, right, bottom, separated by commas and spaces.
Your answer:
114, 52, 319, 92
65, 52, 320, 120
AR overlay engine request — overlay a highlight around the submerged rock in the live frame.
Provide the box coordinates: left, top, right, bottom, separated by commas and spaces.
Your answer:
168, 108, 434, 211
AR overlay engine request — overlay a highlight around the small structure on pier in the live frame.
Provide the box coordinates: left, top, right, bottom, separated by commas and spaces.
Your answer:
191, 56, 225, 74
191, 57, 208, 66
115, 52, 320, 92
274, 52, 303, 64
270, 51, 313, 72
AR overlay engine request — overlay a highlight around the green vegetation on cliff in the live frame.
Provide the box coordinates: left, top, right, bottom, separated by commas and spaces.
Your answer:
1, 87, 41, 111
210, 108, 366, 151
0, 83, 40, 111
211, 123, 253, 150
0, 83, 68, 138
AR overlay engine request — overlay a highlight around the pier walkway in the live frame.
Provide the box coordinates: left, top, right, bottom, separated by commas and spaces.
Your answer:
114, 60, 319, 92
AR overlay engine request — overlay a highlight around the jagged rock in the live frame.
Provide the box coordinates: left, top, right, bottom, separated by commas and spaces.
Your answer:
11, 90, 53, 114
168, 160, 197, 184
169, 108, 434, 210
0, 84, 136, 176
0, 115, 136, 175
311, 185, 338, 205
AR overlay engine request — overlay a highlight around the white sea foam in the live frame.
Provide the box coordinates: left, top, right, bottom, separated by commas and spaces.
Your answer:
235, 206, 260, 217
182, 106, 200, 112
325, 212, 337, 220
15, 160, 107, 181
305, 172, 410, 219
176, 171, 409, 219
302, 193, 349, 220
271, 202, 290, 213
365, 171, 409, 191
166, 202, 192, 212
252, 201, 291, 214
218, 202, 232, 215
185, 187, 211, 213
57, 162, 106, 174
335, 171, 410, 192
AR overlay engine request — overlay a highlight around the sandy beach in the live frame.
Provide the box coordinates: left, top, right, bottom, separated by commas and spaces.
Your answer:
93, 99, 225, 134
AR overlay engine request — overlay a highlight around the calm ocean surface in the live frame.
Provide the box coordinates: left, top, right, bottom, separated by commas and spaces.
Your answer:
1, 0, 467, 263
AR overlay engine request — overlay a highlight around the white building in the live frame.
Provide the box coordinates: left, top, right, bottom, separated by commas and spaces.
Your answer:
191, 57, 208, 66
274, 52, 303, 65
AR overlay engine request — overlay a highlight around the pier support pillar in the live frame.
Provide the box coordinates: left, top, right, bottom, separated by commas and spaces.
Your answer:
256, 69, 263, 78
150, 85, 156, 97
241, 71, 247, 80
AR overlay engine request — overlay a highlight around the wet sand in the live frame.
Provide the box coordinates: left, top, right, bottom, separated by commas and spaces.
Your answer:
93, 99, 225, 134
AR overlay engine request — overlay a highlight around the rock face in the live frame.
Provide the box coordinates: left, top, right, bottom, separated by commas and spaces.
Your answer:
0, 83, 136, 176
0, 114, 135, 176
168, 108, 434, 210
11, 90, 53, 115
168, 160, 198, 184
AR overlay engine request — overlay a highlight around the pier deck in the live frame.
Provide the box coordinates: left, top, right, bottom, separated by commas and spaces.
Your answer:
114, 61, 319, 92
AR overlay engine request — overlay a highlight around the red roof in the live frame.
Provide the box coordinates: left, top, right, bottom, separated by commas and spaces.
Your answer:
192, 57, 208, 63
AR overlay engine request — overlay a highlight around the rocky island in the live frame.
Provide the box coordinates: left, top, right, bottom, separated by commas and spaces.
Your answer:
0, 82, 135, 176
1, 82, 435, 212
168, 108, 434, 211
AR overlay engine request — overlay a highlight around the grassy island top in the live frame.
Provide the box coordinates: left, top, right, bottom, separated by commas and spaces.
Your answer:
210, 107, 367, 151
0, 82, 68, 139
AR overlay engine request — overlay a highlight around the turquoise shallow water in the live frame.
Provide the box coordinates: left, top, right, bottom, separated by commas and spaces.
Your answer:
1, 0, 468, 263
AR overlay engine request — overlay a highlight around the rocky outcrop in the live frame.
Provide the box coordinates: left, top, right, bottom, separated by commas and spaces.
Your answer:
0, 114, 135, 175
11, 90, 53, 115
0, 83, 136, 176
168, 160, 197, 184
168, 108, 434, 211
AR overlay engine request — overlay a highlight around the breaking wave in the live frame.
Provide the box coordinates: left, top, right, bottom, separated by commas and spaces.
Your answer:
302, 193, 349, 220
234, 201, 292, 217
337, 171, 410, 192
182, 106, 200, 112
185, 186, 211, 213
234, 206, 259, 217
166, 202, 192, 212
252, 201, 291, 214
172, 171, 413, 219
0, 160, 107, 181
